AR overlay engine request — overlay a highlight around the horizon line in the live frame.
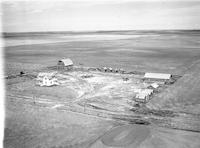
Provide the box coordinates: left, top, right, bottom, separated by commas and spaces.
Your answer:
3, 29, 200, 34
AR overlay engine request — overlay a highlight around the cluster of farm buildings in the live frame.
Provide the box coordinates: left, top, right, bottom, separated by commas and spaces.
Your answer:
36, 58, 173, 104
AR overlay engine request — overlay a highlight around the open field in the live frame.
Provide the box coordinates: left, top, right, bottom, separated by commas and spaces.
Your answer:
4, 30, 200, 148
4, 30, 200, 75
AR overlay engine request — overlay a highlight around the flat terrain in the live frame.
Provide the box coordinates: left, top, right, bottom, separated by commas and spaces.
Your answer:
4, 31, 200, 75
4, 30, 200, 148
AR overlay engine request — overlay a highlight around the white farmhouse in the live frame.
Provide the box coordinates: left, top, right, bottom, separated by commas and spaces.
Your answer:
36, 72, 59, 87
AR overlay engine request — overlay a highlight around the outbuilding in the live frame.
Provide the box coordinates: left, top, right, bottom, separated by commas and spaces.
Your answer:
102, 67, 108, 72
134, 89, 153, 103
114, 68, 119, 73
57, 58, 73, 70
135, 93, 149, 103
108, 67, 113, 72
144, 73, 171, 80
150, 83, 159, 89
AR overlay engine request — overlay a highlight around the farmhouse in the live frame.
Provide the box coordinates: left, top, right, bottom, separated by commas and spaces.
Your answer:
37, 72, 57, 80
36, 72, 59, 87
39, 76, 59, 87
57, 58, 73, 69
144, 73, 171, 80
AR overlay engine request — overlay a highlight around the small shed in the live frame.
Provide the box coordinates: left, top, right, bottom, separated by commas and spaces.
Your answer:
135, 89, 153, 103
114, 68, 119, 73
108, 67, 113, 72
102, 67, 108, 72
144, 73, 171, 80
135, 94, 148, 103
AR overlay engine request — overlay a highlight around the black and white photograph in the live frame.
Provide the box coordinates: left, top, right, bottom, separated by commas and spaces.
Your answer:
1, 0, 200, 147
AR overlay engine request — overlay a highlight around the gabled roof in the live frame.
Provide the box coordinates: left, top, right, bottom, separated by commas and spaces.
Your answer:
58, 58, 73, 66
150, 83, 159, 88
136, 93, 146, 99
144, 73, 171, 80
37, 72, 57, 78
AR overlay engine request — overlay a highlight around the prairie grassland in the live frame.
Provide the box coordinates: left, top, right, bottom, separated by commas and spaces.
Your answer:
4, 31, 200, 148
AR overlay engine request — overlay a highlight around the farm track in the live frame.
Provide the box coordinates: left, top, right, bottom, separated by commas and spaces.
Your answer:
7, 93, 200, 133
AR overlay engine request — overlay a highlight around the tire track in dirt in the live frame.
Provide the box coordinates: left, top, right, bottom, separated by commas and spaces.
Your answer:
7, 93, 200, 133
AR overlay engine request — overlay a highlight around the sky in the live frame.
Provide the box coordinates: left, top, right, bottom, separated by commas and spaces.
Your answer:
2, 0, 200, 32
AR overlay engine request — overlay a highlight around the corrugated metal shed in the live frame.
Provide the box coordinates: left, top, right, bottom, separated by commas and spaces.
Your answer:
144, 73, 171, 80
58, 58, 73, 66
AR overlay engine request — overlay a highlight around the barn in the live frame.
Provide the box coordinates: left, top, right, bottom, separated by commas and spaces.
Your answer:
144, 73, 171, 80
57, 58, 73, 69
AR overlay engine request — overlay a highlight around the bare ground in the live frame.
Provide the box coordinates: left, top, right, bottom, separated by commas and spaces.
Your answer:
4, 31, 200, 148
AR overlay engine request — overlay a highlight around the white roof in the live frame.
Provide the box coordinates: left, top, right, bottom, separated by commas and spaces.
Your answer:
134, 89, 153, 94
58, 58, 73, 66
136, 93, 146, 99
135, 89, 153, 99
151, 83, 159, 88
143, 89, 153, 95
144, 73, 171, 80
37, 72, 57, 77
